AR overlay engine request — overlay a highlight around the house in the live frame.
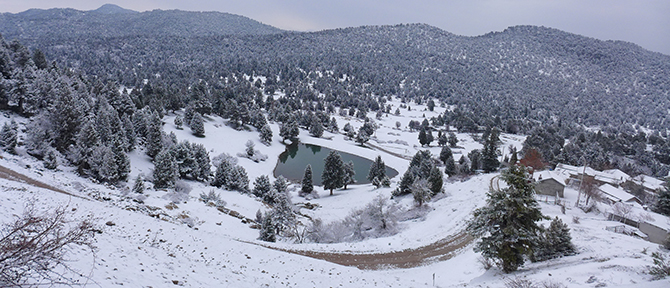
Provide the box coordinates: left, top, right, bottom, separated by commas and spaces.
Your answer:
533, 170, 568, 198
598, 184, 642, 205
554, 163, 628, 188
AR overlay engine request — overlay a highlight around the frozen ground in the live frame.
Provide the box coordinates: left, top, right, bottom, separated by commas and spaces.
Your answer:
0, 99, 669, 287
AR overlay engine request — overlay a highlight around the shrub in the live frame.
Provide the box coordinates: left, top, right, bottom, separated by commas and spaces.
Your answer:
0, 203, 97, 286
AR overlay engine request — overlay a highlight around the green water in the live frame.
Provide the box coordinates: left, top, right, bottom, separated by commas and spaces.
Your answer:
274, 143, 398, 186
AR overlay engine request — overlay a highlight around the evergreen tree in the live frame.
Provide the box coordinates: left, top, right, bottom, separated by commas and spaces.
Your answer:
418, 127, 429, 146
322, 150, 344, 195
259, 124, 273, 145
482, 127, 501, 173
301, 164, 314, 196
253, 175, 273, 199
309, 120, 324, 138
190, 112, 205, 137
468, 149, 482, 172
448, 132, 458, 148
467, 165, 546, 273
438, 131, 447, 146
532, 217, 576, 262
111, 134, 130, 181
439, 145, 453, 165
91, 145, 118, 183
192, 143, 211, 181
428, 166, 443, 195
342, 160, 356, 189
273, 176, 288, 194
0, 120, 17, 154
145, 111, 163, 158
394, 169, 415, 196
174, 115, 183, 129
132, 175, 145, 194
259, 213, 276, 242
279, 119, 299, 143
654, 180, 670, 216
153, 149, 177, 189
328, 117, 338, 133
444, 155, 457, 177
355, 127, 370, 146
367, 155, 387, 187
43, 149, 59, 170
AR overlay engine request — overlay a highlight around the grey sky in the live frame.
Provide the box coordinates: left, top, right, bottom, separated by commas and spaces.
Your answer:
1, 0, 668, 55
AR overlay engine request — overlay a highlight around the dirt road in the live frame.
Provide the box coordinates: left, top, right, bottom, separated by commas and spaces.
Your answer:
0, 164, 82, 198
266, 231, 473, 270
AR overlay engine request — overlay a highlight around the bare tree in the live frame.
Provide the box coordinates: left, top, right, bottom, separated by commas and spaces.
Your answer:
582, 176, 602, 206
0, 202, 98, 287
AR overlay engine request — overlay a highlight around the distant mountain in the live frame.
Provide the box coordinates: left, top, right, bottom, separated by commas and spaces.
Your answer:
0, 4, 282, 40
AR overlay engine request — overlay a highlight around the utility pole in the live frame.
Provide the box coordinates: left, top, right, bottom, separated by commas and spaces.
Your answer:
575, 158, 586, 208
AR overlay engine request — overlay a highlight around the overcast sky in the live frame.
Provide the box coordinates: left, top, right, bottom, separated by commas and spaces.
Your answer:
1, 0, 668, 55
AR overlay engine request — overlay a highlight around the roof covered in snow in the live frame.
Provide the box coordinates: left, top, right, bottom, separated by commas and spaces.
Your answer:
599, 184, 639, 203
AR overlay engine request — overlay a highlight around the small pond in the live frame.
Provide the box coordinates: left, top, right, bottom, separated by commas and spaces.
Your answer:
274, 143, 398, 186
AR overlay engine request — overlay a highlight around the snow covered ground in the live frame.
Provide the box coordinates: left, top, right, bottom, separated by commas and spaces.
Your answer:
1, 99, 669, 287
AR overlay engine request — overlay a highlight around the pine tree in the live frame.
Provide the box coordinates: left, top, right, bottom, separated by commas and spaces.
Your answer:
279, 119, 299, 143
322, 150, 344, 195
153, 149, 177, 189
273, 176, 288, 194
112, 135, 130, 181
174, 115, 183, 129
448, 132, 458, 148
654, 180, 670, 216
428, 166, 443, 195
467, 165, 546, 273
0, 120, 17, 154
394, 169, 415, 196
259, 124, 273, 145
355, 127, 370, 146
253, 175, 273, 199
439, 145, 453, 165
418, 127, 428, 146
482, 127, 501, 173
259, 213, 277, 242
190, 112, 205, 137
301, 164, 314, 196
468, 149, 482, 173
92, 145, 118, 183
444, 155, 457, 177
367, 155, 387, 187
43, 149, 58, 170
342, 161, 356, 189
192, 143, 211, 181
532, 217, 576, 262
133, 175, 145, 194
438, 131, 447, 146
145, 111, 163, 158
309, 120, 324, 138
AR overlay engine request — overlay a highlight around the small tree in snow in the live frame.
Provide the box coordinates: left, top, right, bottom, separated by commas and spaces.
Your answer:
412, 179, 431, 206
342, 161, 356, 189
367, 156, 388, 188
259, 124, 273, 145
300, 164, 314, 197
252, 175, 273, 199
322, 150, 344, 195
190, 112, 205, 137
245, 140, 255, 157
153, 149, 178, 189
133, 174, 145, 194
174, 115, 183, 129
532, 217, 576, 262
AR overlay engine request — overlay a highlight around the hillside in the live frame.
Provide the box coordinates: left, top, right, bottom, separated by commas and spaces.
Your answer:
0, 4, 282, 39
12, 22, 669, 132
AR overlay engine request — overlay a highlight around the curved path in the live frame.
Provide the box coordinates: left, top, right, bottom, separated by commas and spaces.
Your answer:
260, 231, 474, 270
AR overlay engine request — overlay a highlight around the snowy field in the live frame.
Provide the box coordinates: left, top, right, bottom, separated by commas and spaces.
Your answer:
1, 99, 669, 287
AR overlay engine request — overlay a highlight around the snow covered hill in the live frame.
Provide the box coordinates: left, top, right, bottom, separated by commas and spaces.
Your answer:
1, 98, 669, 287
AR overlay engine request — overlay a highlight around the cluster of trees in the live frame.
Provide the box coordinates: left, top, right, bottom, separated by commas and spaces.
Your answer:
394, 150, 443, 205
467, 165, 576, 273
256, 176, 296, 242
321, 151, 356, 195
